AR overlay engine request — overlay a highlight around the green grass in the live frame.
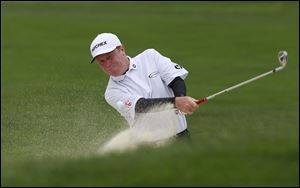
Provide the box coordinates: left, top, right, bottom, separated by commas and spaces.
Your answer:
1, 1, 299, 186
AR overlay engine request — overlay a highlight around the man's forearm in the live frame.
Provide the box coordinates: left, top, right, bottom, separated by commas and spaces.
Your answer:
135, 97, 175, 113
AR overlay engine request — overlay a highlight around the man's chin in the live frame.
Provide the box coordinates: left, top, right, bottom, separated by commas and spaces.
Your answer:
109, 72, 121, 77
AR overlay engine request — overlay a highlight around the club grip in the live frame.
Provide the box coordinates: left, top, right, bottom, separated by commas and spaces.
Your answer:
196, 98, 207, 105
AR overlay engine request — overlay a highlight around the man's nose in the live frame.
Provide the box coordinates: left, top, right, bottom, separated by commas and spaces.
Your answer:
101, 60, 113, 68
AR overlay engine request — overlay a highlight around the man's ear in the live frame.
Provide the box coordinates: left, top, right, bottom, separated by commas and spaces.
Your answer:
118, 45, 126, 55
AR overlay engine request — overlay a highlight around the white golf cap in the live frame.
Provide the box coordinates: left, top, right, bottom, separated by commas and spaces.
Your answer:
90, 33, 121, 63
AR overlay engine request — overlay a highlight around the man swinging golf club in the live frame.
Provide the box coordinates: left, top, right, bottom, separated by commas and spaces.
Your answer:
90, 33, 288, 140
90, 33, 198, 138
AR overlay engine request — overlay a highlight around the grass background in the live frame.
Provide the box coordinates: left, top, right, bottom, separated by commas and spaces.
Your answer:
1, 1, 299, 186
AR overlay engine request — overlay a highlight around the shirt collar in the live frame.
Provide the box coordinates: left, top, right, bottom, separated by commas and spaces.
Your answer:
111, 56, 137, 82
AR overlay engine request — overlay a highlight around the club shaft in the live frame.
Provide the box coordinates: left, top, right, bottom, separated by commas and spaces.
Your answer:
196, 65, 285, 105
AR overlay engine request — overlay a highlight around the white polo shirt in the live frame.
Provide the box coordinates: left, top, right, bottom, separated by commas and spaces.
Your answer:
104, 49, 189, 134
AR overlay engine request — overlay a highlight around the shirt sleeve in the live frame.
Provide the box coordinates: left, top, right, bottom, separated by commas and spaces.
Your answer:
105, 86, 142, 127
148, 49, 189, 85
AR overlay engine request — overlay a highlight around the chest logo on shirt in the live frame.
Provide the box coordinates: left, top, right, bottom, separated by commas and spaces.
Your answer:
175, 64, 182, 69
148, 71, 160, 78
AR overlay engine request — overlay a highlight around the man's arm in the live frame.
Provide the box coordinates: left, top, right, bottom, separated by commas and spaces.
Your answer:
135, 77, 186, 113
135, 77, 198, 114
135, 97, 175, 113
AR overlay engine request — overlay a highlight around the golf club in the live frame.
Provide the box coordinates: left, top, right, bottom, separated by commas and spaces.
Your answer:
196, 50, 288, 105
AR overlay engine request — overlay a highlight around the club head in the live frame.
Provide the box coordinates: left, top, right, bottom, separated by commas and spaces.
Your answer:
278, 50, 288, 67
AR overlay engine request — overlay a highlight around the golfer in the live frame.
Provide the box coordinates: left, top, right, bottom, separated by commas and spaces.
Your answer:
90, 33, 198, 138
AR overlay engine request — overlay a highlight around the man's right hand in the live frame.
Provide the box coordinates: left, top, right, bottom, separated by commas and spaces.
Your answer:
175, 96, 198, 115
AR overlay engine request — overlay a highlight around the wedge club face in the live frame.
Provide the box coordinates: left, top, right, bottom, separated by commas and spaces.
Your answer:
278, 50, 288, 67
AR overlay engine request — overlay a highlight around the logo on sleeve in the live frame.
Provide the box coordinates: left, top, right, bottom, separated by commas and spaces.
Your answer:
175, 64, 182, 69
125, 100, 132, 107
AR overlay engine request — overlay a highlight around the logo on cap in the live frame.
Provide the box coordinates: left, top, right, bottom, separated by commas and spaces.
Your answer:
92, 41, 107, 52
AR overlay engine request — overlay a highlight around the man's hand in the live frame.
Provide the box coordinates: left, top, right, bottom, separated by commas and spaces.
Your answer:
175, 96, 198, 115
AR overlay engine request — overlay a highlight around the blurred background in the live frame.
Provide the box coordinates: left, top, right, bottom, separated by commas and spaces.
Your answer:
1, 1, 298, 186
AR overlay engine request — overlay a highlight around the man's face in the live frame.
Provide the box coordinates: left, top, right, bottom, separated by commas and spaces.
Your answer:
94, 46, 129, 76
